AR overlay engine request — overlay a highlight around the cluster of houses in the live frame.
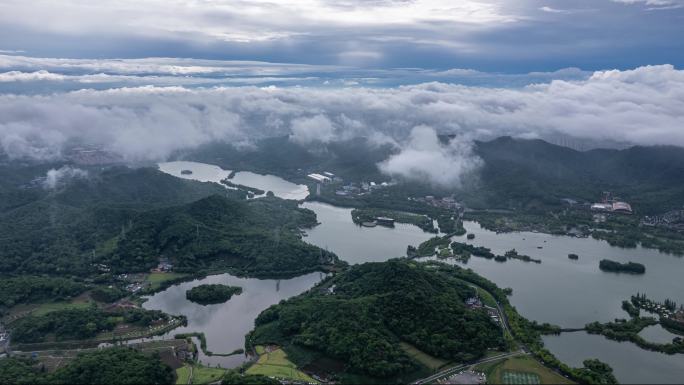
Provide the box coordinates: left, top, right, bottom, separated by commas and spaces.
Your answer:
465, 297, 500, 324
411, 196, 463, 214
642, 209, 684, 232
335, 181, 391, 197
631, 295, 684, 323
116, 273, 146, 293
152, 258, 173, 273
95, 263, 111, 273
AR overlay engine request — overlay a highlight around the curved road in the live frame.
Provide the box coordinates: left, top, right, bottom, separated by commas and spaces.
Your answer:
413, 350, 526, 385
414, 286, 527, 385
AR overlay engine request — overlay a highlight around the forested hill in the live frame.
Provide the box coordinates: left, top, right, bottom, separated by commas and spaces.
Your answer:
0, 165, 338, 276
470, 137, 684, 213
248, 259, 504, 379
189, 136, 684, 214
189, 136, 395, 182
110, 194, 339, 275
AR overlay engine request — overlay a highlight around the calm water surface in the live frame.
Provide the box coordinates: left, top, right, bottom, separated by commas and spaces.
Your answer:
544, 332, 684, 384
301, 201, 435, 264
153, 161, 684, 381
143, 272, 324, 368
449, 221, 684, 327
639, 324, 682, 345
158, 161, 309, 200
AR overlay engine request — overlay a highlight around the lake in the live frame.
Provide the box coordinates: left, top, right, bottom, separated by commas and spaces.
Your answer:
142, 272, 324, 368
158, 161, 309, 200
544, 331, 684, 384
448, 221, 684, 328
155, 161, 684, 382
300, 201, 436, 264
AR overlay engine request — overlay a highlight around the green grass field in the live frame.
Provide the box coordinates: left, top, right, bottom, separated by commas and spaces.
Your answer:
475, 356, 574, 385
246, 346, 317, 383
502, 370, 541, 384
191, 366, 226, 384
146, 272, 188, 290
8, 299, 95, 320
400, 342, 448, 370
33, 301, 93, 316
175, 365, 192, 385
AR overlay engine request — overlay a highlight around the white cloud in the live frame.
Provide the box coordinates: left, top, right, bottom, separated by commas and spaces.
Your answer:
610, 0, 684, 9
0, 54, 335, 77
539, 6, 568, 13
43, 166, 88, 189
0, 54, 596, 88
0, 0, 516, 48
0, 70, 66, 82
290, 115, 336, 144
0, 64, 682, 186
379, 125, 481, 187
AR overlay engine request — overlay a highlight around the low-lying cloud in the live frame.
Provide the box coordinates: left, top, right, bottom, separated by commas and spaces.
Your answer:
43, 166, 88, 189
379, 126, 481, 187
0, 64, 683, 186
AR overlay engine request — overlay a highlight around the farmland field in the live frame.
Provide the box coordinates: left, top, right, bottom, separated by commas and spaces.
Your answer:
147, 272, 189, 290
175, 365, 191, 385
246, 346, 317, 383
191, 365, 226, 384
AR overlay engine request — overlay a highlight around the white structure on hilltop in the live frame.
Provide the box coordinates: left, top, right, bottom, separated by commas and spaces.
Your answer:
307, 173, 331, 183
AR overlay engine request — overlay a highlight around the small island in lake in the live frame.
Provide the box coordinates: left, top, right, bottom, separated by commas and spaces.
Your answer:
180, 169, 193, 175
599, 259, 645, 274
467, 233, 475, 240
568, 253, 579, 260
186, 284, 243, 305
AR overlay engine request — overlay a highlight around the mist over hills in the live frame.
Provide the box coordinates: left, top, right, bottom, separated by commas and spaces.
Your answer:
189, 135, 684, 214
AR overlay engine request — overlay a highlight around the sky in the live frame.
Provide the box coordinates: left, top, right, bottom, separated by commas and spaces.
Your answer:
0, 0, 683, 72
1, 0, 683, 186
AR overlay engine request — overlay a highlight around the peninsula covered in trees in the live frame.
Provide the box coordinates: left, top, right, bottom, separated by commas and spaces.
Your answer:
248, 260, 505, 380
186, 284, 242, 305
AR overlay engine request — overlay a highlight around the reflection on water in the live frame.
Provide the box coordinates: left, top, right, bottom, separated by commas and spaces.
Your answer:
544, 332, 684, 384
142, 272, 323, 368
158, 161, 232, 183
232, 172, 309, 200
154, 160, 684, 382
158, 161, 309, 200
301, 201, 436, 264
639, 324, 682, 345
448, 221, 684, 327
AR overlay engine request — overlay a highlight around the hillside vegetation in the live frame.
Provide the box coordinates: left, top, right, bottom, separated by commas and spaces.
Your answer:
0, 165, 339, 277
248, 259, 505, 378
0, 348, 174, 384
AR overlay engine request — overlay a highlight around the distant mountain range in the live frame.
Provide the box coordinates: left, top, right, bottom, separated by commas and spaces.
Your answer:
471, 137, 684, 214
189, 136, 684, 215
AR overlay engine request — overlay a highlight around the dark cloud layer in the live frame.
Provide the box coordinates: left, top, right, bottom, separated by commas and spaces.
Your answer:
0, 1, 682, 71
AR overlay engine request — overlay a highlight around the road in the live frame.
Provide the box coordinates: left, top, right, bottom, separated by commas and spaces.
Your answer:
413, 350, 526, 385
414, 285, 527, 384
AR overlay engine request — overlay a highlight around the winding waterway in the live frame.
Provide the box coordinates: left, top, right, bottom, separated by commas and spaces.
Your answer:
154, 161, 684, 383
143, 272, 324, 368
158, 161, 309, 200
